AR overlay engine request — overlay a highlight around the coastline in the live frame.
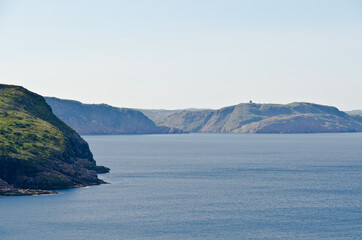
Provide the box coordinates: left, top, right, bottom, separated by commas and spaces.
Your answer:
0, 178, 108, 197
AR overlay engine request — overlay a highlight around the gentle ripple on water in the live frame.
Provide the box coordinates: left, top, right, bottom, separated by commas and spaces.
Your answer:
0, 133, 361, 239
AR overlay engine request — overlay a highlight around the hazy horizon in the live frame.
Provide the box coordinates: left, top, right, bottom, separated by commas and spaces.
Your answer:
45, 95, 360, 112
1, 0, 361, 110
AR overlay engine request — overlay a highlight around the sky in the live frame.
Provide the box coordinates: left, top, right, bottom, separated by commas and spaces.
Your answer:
0, 0, 361, 110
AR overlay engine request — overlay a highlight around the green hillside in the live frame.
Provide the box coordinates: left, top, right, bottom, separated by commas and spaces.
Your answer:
0, 84, 109, 196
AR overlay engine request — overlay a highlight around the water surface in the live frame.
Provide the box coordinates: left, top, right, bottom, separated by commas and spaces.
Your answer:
1, 133, 361, 239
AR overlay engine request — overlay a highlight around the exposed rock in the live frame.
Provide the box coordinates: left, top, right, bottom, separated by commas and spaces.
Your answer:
0, 84, 109, 196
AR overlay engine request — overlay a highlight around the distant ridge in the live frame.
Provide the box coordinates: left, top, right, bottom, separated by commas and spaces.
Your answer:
45, 97, 182, 135
347, 110, 362, 115
143, 102, 362, 133
45, 98, 362, 134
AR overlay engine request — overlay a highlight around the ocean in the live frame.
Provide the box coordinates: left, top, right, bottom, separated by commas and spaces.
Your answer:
1, 133, 361, 239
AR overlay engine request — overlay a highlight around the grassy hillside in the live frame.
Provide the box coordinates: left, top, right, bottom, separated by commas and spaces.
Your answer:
0, 84, 108, 195
152, 102, 362, 133
45, 97, 182, 135
0, 111, 65, 161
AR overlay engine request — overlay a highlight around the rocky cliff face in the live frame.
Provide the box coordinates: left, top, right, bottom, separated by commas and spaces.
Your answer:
45, 97, 182, 135
149, 102, 362, 133
0, 84, 109, 196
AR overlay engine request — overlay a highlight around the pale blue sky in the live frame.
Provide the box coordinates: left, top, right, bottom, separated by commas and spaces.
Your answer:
0, 0, 361, 110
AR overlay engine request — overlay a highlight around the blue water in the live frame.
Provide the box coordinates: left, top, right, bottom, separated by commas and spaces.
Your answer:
0, 133, 361, 239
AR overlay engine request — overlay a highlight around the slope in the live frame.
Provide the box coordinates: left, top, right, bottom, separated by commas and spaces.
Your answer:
153, 102, 362, 133
45, 97, 181, 135
0, 84, 109, 196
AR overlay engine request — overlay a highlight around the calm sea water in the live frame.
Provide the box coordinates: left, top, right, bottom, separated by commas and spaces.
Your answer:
0, 133, 361, 240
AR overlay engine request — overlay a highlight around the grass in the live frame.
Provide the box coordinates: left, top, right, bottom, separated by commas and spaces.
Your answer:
0, 110, 65, 161
0, 85, 66, 161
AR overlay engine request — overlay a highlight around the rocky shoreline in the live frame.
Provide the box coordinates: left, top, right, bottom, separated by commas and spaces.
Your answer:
0, 188, 57, 196
0, 178, 110, 196
0, 178, 56, 196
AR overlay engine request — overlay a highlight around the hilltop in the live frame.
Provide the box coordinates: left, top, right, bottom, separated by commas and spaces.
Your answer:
43, 97, 362, 134
347, 110, 362, 115
0, 84, 109, 196
146, 102, 362, 133
45, 97, 182, 135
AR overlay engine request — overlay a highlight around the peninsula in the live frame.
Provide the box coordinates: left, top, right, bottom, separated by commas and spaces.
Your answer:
45, 97, 182, 135
0, 84, 109, 196
142, 102, 362, 133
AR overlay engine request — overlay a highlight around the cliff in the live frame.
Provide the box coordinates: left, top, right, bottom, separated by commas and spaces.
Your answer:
45, 97, 182, 135
0, 84, 109, 196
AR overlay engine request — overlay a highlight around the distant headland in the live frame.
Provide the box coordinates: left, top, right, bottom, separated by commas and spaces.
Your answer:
1, 83, 362, 196
46, 97, 362, 135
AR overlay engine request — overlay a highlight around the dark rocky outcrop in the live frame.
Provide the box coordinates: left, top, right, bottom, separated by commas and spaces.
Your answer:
0, 178, 56, 196
0, 84, 109, 196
